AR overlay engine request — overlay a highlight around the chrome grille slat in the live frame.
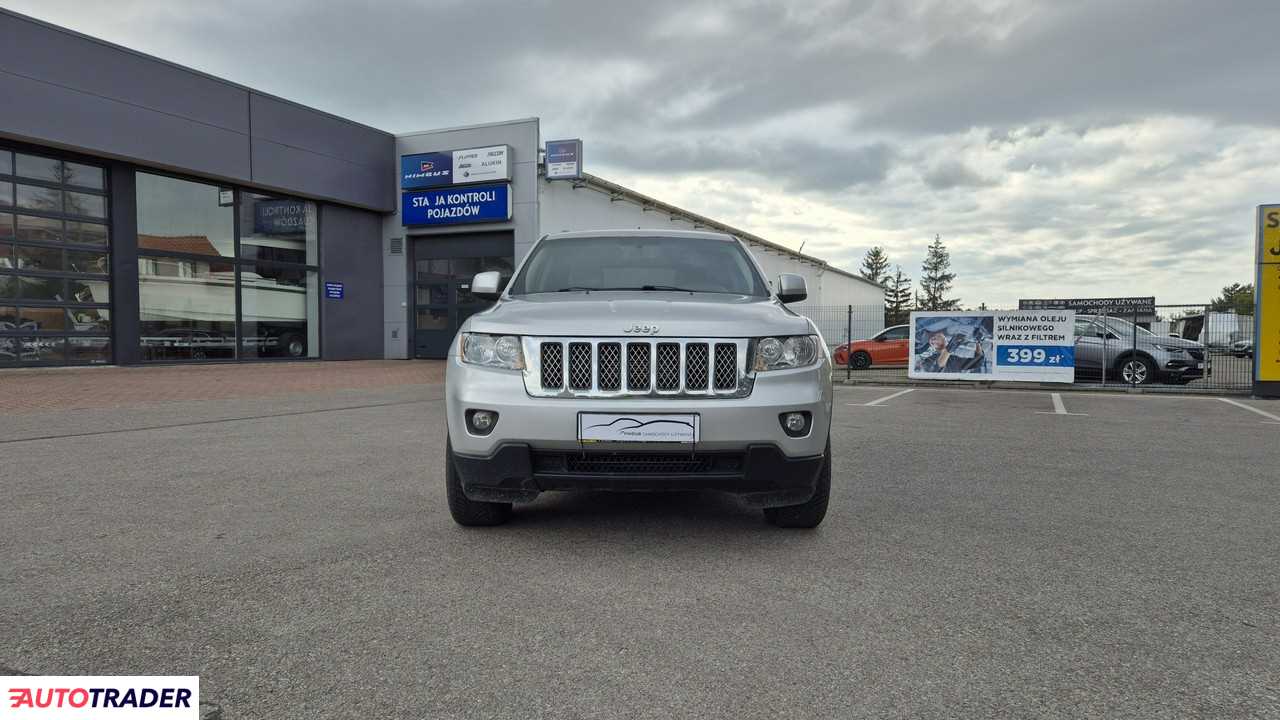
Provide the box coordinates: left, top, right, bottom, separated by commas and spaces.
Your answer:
568, 342, 592, 390
598, 343, 622, 391
627, 342, 651, 391
540, 342, 563, 389
655, 343, 680, 391
685, 343, 709, 390
526, 337, 751, 399
714, 343, 737, 390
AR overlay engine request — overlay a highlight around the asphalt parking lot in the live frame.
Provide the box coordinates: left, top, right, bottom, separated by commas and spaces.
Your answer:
2, 380, 1278, 719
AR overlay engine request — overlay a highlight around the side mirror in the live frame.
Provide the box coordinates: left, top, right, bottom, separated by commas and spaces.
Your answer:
471, 271, 502, 301
776, 273, 807, 304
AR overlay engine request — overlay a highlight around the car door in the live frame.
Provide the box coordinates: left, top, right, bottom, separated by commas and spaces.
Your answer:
879, 325, 910, 364
1073, 318, 1106, 375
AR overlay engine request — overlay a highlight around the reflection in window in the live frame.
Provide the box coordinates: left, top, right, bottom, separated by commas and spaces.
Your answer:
16, 184, 62, 213
68, 336, 111, 364
18, 275, 63, 301
16, 215, 62, 244
66, 191, 107, 219
138, 256, 236, 361
136, 172, 235, 258
69, 307, 110, 332
65, 221, 107, 246
14, 153, 61, 182
239, 264, 317, 359
417, 308, 448, 330
239, 193, 317, 265
16, 244, 62, 272
63, 162, 105, 190
17, 306, 68, 331
0, 182, 11, 208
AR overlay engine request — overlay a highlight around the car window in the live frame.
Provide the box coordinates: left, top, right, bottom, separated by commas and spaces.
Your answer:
508, 235, 768, 296
1073, 319, 1095, 338
881, 326, 909, 341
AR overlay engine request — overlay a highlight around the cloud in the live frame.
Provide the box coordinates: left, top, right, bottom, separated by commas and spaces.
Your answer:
8, 0, 1279, 306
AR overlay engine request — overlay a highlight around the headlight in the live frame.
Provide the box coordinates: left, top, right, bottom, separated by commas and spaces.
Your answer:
460, 333, 525, 369
1153, 344, 1185, 353
753, 335, 819, 371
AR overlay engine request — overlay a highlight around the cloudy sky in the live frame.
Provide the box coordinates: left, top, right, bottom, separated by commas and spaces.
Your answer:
11, 0, 1278, 307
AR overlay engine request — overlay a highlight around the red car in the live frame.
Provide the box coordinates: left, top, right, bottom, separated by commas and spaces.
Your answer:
834, 324, 910, 369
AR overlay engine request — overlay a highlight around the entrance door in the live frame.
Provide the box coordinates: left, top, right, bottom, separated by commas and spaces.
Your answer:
412, 233, 514, 359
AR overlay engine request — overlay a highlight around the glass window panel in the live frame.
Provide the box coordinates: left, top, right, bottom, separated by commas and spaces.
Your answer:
239, 264, 316, 359
136, 172, 235, 258
0, 244, 12, 270
0, 151, 11, 175
138, 255, 236, 361
67, 337, 111, 364
15, 244, 63, 272
0, 305, 15, 330
16, 214, 62, 244
456, 284, 477, 305
0, 181, 12, 208
66, 278, 108, 304
63, 162, 104, 190
0, 213, 14, 241
239, 193, 317, 265
65, 191, 106, 219
18, 275, 63, 301
0, 336, 15, 365
20, 336, 65, 363
416, 284, 448, 305
69, 307, 110, 332
15, 154, 60, 182
66, 249, 108, 275
16, 183, 62, 213
66, 221, 108, 246
480, 256, 515, 275
416, 258, 450, 281
0, 275, 16, 299
18, 306, 68, 331
451, 257, 481, 279
416, 307, 448, 330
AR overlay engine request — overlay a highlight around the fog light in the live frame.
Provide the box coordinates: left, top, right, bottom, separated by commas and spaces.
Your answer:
467, 409, 497, 435
780, 411, 810, 437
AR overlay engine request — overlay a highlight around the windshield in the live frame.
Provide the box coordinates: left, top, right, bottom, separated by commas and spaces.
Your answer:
507, 235, 769, 296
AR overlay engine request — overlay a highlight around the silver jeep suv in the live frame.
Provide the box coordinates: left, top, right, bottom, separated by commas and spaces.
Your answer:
444, 230, 834, 528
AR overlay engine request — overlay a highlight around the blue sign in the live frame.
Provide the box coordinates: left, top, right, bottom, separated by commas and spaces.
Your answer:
996, 345, 1075, 367
401, 152, 453, 189
253, 199, 308, 235
402, 183, 512, 226
545, 139, 582, 180
324, 282, 344, 299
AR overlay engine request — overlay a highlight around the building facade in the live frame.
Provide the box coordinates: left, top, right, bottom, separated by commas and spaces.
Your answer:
2, 9, 879, 368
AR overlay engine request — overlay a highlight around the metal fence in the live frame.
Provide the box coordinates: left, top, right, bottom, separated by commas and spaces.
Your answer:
800, 304, 1254, 394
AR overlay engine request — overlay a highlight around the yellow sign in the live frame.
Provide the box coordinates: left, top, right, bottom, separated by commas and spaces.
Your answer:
1259, 263, 1280, 381
1258, 206, 1280, 382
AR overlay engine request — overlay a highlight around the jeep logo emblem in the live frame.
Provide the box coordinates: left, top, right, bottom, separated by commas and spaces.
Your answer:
623, 324, 660, 335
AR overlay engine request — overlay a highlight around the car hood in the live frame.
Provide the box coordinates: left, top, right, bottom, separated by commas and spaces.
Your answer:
1145, 335, 1204, 350
463, 292, 812, 338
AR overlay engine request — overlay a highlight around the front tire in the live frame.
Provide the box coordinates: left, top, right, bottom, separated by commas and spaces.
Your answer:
445, 438, 512, 526
763, 438, 831, 529
850, 351, 872, 371
1118, 356, 1154, 385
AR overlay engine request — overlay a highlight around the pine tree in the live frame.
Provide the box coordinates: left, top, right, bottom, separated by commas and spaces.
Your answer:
884, 265, 913, 325
860, 246, 890, 286
919, 234, 959, 311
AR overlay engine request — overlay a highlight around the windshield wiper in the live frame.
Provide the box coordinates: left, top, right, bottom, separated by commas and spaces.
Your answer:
555, 286, 601, 292
552, 285, 701, 293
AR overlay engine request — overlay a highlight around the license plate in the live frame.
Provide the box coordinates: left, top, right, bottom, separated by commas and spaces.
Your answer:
578, 413, 699, 443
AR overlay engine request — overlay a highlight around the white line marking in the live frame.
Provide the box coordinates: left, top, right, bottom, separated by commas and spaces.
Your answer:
1219, 397, 1280, 424
1033, 391, 1089, 416
849, 388, 915, 407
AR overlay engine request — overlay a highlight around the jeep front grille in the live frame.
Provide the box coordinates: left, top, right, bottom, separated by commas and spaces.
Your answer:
523, 337, 752, 398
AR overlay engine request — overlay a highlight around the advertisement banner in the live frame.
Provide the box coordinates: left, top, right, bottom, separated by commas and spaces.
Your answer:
402, 183, 511, 226
252, 199, 308, 235
1019, 296, 1155, 317
400, 152, 453, 189
545, 139, 583, 180
909, 310, 1075, 383
452, 145, 511, 184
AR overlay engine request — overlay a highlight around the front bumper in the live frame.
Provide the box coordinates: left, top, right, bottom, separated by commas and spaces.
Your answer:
446, 355, 833, 459
452, 442, 825, 506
